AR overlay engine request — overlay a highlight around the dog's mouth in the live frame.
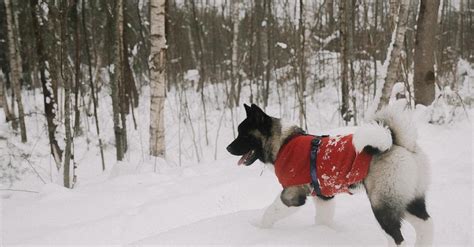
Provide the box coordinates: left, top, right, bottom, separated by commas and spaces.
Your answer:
238, 150, 258, 166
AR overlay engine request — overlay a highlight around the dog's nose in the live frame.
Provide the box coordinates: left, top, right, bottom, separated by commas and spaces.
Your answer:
226, 145, 232, 153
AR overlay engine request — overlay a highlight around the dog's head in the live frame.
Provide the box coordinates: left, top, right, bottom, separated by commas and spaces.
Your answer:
226, 104, 274, 166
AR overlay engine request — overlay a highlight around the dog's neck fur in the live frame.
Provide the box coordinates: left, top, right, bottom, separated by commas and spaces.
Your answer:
262, 119, 304, 164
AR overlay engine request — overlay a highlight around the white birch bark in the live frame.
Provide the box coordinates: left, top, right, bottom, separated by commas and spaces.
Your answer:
149, 0, 166, 157
5, 0, 27, 142
377, 0, 411, 110
230, 0, 240, 107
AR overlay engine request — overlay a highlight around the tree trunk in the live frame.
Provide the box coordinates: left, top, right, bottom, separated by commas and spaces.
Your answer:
339, 0, 351, 123
263, 0, 272, 108
0, 72, 3, 109
377, 0, 411, 110
0, 72, 13, 124
0, 72, 5, 111
31, 0, 62, 169
230, 0, 240, 107
149, 0, 167, 157
389, 0, 400, 31
413, 0, 440, 106
123, 28, 139, 109
112, 0, 126, 161
72, 0, 82, 137
326, 0, 335, 32
348, 0, 357, 124
189, 0, 209, 146
82, 0, 105, 170
5, 0, 27, 142
298, 0, 307, 129
60, 0, 72, 188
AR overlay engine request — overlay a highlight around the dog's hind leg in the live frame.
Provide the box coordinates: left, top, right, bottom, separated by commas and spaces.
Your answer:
260, 193, 300, 228
371, 203, 405, 246
312, 196, 335, 226
405, 197, 433, 246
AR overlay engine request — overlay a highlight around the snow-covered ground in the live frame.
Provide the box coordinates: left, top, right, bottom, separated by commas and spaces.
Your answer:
1, 108, 472, 245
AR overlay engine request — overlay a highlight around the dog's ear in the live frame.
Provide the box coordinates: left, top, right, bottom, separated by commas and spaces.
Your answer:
250, 104, 269, 124
251, 104, 264, 116
244, 104, 251, 117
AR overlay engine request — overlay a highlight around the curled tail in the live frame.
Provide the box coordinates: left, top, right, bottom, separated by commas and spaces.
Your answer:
353, 106, 417, 153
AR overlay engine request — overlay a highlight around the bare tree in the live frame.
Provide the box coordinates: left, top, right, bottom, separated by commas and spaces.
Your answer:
377, 0, 411, 110
413, 0, 440, 106
297, 0, 307, 129
230, 0, 240, 107
112, 0, 127, 160
263, 0, 272, 109
59, 0, 73, 188
5, 0, 27, 142
82, 0, 105, 170
31, 0, 62, 168
149, 0, 167, 157
72, 0, 81, 136
339, 0, 351, 123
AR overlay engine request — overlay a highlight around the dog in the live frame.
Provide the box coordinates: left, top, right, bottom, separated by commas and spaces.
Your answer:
226, 104, 433, 246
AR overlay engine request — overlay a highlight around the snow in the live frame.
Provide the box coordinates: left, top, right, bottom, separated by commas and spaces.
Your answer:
184, 69, 200, 82
313, 31, 340, 48
39, 1, 49, 22
1, 110, 472, 245
276, 42, 287, 49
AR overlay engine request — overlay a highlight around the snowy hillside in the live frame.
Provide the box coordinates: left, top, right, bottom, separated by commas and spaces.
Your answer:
2, 105, 472, 245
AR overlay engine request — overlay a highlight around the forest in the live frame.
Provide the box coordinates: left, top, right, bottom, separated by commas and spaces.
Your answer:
1, 0, 473, 245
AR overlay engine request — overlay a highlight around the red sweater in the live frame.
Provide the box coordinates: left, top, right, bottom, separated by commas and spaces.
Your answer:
274, 134, 372, 197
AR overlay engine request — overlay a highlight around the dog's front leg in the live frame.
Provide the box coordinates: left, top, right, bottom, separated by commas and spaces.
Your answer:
260, 193, 301, 228
313, 196, 336, 226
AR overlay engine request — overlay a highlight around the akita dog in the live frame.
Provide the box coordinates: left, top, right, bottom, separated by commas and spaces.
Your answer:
227, 104, 433, 246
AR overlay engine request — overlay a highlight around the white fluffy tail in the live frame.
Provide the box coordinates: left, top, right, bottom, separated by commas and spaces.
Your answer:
353, 122, 393, 153
353, 105, 418, 153
373, 106, 418, 152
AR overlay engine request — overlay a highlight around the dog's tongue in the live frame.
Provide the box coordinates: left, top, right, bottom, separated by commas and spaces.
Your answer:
238, 150, 253, 166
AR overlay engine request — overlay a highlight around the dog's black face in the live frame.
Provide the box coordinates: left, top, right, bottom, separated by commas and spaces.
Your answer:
226, 104, 273, 166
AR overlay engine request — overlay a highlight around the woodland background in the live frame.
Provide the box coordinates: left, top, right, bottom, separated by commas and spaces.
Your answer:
0, 0, 472, 187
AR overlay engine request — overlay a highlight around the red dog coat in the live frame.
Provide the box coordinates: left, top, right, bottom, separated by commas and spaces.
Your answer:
274, 134, 372, 197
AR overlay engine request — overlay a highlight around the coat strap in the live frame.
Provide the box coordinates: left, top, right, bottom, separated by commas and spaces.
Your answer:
310, 135, 328, 197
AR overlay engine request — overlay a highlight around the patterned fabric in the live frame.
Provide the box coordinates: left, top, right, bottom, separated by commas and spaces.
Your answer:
274, 134, 373, 197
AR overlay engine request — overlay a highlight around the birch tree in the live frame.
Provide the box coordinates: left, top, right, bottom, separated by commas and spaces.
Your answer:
377, 0, 411, 110
149, 0, 166, 157
5, 0, 27, 142
230, 0, 240, 107
31, 0, 62, 168
59, 0, 73, 188
413, 0, 440, 106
